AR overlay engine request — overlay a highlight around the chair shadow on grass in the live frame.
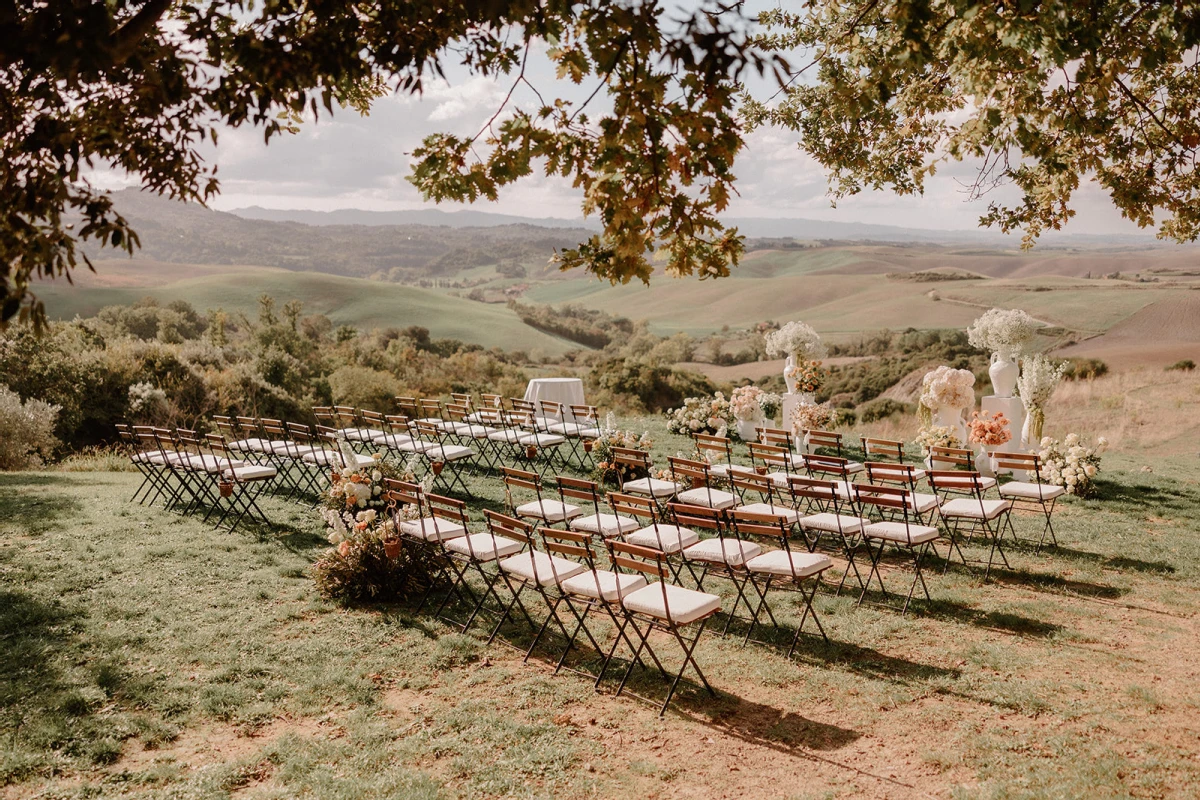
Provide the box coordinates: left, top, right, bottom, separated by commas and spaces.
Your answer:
0, 473, 85, 534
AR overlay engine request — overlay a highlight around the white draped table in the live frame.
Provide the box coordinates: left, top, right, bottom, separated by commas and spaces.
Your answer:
523, 378, 586, 417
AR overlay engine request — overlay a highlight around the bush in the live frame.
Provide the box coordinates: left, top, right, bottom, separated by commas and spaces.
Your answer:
1062, 357, 1108, 381
1166, 359, 1196, 372
858, 397, 914, 423
0, 385, 61, 469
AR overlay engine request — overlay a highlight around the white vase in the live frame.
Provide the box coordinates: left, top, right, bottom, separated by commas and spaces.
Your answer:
784, 354, 797, 394
976, 446, 996, 478
736, 416, 762, 441
933, 406, 968, 450
989, 351, 1020, 398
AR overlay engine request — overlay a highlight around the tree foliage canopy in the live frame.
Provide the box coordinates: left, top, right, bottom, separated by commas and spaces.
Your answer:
743, 1, 1200, 247
1, 0, 778, 329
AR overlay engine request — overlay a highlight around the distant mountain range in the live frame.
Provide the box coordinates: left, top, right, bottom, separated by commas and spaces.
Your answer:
230, 204, 1165, 247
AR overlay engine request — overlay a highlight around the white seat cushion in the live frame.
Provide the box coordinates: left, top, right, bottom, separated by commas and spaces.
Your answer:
998, 481, 1066, 501
675, 487, 738, 510
621, 582, 721, 624
745, 550, 832, 579
734, 502, 801, 524
376, 434, 434, 453
183, 454, 245, 473
224, 464, 277, 481
337, 427, 377, 442
302, 450, 377, 468
625, 524, 700, 554
517, 432, 567, 447
547, 422, 601, 438
515, 499, 582, 523
798, 513, 868, 534
621, 477, 682, 498
228, 438, 271, 453
940, 498, 1012, 520
561, 569, 648, 603
456, 424, 498, 439
425, 444, 474, 462
498, 551, 587, 586
709, 463, 756, 479
571, 513, 639, 537
444, 533, 524, 562
862, 521, 940, 545
682, 537, 762, 566
488, 429, 524, 443
399, 517, 467, 542
910, 492, 941, 514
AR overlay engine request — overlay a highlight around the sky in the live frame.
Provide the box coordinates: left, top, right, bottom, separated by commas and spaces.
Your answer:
101, 5, 1147, 237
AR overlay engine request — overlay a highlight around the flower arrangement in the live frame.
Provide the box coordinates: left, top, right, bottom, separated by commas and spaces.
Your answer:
1039, 434, 1107, 497
730, 386, 767, 421
757, 391, 783, 420
914, 425, 962, 456
919, 366, 976, 413
764, 320, 827, 360
320, 449, 420, 540
665, 393, 733, 438
1016, 354, 1068, 443
968, 412, 1012, 446
790, 401, 835, 435
590, 426, 654, 485
312, 509, 445, 602
785, 360, 826, 394
966, 308, 1039, 355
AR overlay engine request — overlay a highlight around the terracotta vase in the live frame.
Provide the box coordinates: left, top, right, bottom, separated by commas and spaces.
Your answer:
431, 461, 445, 476
382, 537, 402, 559
219, 481, 233, 498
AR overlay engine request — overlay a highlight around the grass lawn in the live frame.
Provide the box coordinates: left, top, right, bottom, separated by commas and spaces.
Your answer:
3, 417, 1200, 799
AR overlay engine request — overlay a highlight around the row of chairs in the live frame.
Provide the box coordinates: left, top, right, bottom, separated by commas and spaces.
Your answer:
117, 424, 282, 534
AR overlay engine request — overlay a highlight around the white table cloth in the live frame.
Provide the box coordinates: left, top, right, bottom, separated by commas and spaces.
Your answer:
524, 378, 586, 416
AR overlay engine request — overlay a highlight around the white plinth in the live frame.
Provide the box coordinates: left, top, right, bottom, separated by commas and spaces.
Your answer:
780, 392, 814, 433
980, 395, 1028, 477
979, 395, 1026, 453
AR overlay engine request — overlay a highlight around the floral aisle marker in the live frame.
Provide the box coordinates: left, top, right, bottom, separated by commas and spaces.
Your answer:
785, 360, 825, 397
1039, 434, 1107, 498
731, 385, 781, 440
1016, 354, 1068, 446
790, 402, 836, 452
590, 419, 654, 486
967, 308, 1041, 397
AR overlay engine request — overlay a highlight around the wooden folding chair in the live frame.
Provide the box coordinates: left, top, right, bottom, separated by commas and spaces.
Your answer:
670, 502, 761, 635
492, 511, 587, 649
731, 508, 832, 655
603, 540, 722, 716
863, 461, 941, 525
539, 527, 653, 685
559, 475, 639, 537
412, 419, 475, 497
992, 451, 1065, 551
382, 479, 459, 614
730, 470, 801, 528
852, 484, 941, 614
803, 429, 848, 459
609, 492, 699, 581
786, 476, 869, 595
927, 446, 997, 492
205, 434, 277, 534
668, 456, 739, 510
927, 471, 1013, 580
693, 432, 753, 486
611, 446, 680, 503
861, 436, 906, 463
502, 467, 582, 526
748, 441, 802, 490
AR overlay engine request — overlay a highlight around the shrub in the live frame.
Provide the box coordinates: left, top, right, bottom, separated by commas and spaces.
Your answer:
858, 397, 914, 423
1166, 359, 1196, 372
0, 385, 61, 469
327, 365, 402, 412
1062, 357, 1108, 381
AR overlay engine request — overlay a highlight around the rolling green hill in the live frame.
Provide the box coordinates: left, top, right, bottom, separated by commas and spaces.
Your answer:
36, 265, 577, 356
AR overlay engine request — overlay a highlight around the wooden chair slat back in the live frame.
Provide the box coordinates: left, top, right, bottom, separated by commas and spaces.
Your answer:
861, 437, 904, 462
607, 540, 670, 579
668, 502, 723, 532
502, 467, 541, 492
484, 509, 533, 544
608, 491, 656, 521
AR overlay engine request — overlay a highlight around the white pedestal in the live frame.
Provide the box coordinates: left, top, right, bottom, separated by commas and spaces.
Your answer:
780, 393, 814, 434
980, 395, 1027, 477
